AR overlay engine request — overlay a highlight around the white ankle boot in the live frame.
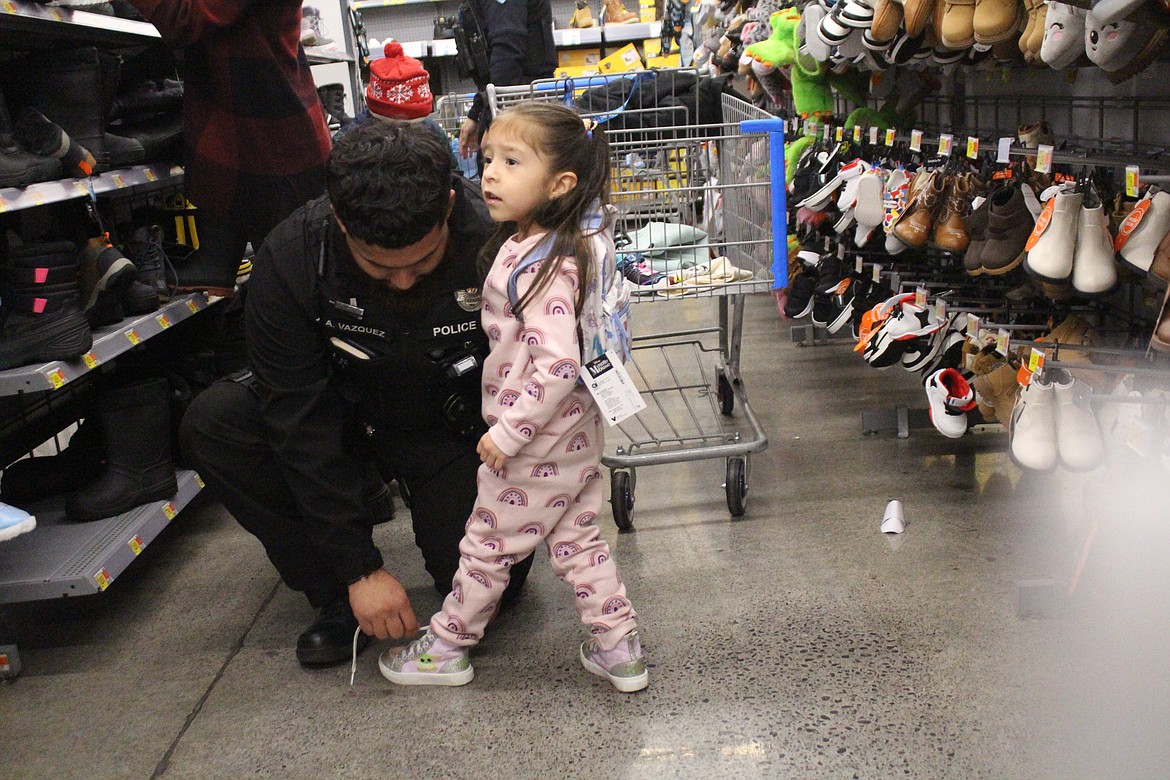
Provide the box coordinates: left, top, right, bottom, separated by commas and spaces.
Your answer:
1010, 374, 1058, 471
1025, 188, 1082, 281
1072, 189, 1117, 295
1052, 371, 1104, 470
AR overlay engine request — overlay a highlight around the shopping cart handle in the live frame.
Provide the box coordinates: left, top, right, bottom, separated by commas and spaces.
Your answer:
738, 119, 788, 134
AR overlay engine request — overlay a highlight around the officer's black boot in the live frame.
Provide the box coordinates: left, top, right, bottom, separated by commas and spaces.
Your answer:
65, 377, 178, 522
0, 238, 93, 371
296, 596, 371, 667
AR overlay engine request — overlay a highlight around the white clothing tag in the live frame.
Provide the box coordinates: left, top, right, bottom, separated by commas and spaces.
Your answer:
584, 351, 645, 426
1022, 183, 1044, 220
970, 195, 987, 212
997, 137, 1012, 163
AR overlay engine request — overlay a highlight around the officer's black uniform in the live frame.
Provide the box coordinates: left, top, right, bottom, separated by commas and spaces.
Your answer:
181, 176, 530, 610
466, 0, 557, 129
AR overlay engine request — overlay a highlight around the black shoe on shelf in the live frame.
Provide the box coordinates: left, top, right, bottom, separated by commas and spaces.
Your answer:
297, 597, 370, 667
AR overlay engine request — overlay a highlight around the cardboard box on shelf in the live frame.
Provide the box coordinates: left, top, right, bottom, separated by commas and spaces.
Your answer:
645, 53, 681, 68
559, 48, 602, 67
598, 42, 644, 73
555, 65, 602, 79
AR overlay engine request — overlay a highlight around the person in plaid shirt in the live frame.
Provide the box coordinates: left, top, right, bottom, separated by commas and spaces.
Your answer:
126, 0, 332, 295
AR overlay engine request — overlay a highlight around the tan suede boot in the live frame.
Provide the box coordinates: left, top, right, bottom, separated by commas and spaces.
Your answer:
974, 0, 1023, 45
941, 0, 978, 48
935, 175, 973, 252
602, 0, 639, 24
571, 0, 596, 28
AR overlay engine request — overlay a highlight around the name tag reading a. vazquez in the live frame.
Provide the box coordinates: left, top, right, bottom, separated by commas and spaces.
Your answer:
583, 351, 645, 426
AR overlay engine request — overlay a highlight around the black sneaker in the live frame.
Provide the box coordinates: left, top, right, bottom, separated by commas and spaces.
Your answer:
784, 266, 820, 319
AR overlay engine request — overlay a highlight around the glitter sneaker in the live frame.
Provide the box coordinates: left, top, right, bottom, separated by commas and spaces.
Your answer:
579, 630, 649, 692
379, 629, 473, 687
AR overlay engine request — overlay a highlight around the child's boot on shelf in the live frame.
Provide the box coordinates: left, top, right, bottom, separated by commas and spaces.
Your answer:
64, 377, 178, 522
571, 0, 595, 28
0, 236, 92, 371
602, 0, 639, 24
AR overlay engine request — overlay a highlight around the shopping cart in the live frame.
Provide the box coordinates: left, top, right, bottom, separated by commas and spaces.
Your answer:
467, 73, 786, 529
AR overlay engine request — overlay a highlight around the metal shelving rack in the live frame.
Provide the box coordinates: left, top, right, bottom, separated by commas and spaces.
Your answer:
0, 0, 212, 677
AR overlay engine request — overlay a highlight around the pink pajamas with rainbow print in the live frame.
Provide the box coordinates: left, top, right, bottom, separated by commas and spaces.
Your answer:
430, 233, 638, 652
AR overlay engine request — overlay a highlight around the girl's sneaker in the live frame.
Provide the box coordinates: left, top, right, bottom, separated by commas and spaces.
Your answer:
379, 629, 473, 687
579, 630, 649, 692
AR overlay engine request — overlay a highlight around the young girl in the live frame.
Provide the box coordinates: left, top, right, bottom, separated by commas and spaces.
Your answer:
379, 102, 647, 693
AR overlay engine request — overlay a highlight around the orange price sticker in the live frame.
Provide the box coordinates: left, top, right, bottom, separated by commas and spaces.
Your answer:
995, 328, 1010, 356
1, 1, 16, 13
835, 127, 844, 142
852, 125, 862, 143
126, 329, 141, 345
0, 653, 9, 673
94, 568, 111, 591
47, 7, 63, 19
966, 137, 979, 159
884, 128, 896, 146
914, 286, 927, 308
938, 133, 954, 157
186, 299, 200, 313
112, 174, 127, 188
163, 502, 177, 521
29, 190, 46, 205
144, 168, 158, 182
1025, 196, 1058, 252
194, 474, 206, 488
129, 536, 145, 556
0, 196, 8, 213
45, 369, 66, 389
82, 352, 99, 369
156, 314, 172, 329
1126, 165, 1140, 198
910, 129, 923, 153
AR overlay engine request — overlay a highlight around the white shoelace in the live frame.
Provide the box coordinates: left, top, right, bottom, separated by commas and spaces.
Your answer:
349, 627, 361, 686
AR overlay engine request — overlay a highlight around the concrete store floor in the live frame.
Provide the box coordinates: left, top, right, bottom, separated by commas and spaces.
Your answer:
3, 294, 1170, 779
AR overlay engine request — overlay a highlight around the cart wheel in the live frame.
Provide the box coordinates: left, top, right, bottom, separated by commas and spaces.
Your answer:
610, 470, 635, 531
726, 457, 747, 517
716, 371, 735, 417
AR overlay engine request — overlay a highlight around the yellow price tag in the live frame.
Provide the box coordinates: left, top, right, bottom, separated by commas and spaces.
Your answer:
1, 1, 16, 14
30, 190, 46, 205
112, 174, 126, 188
914, 287, 927, 308
47, 7, 63, 19
45, 369, 66, 389
910, 129, 923, 153
835, 127, 843, 142
194, 474, 206, 488
82, 353, 99, 369
852, 125, 862, 143
186, 299, 200, 313
163, 502, 177, 520
156, 314, 172, 329
966, 137, 979, 159
129, 536, 145, 556
144, 168, 158, 182
95, 568, 111, 591
885, 128, 896, 146
126, 329, 141, 345
1126, 165, 1140, 198
995, 328, 1010, 356
869, 126, 879, 145
938, 133, 954, 157
1028, 347, 1046, 373
1036, 144, 1053, 174
0, 196, 8, 213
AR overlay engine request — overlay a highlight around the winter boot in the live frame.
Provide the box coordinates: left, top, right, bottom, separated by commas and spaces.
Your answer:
602, 0, 639, 24
571, 0, 596, 28
0, 417, 105, 505
11, 47, 144, 170
76, 236, 138, 327
122, 279, 161, 315
316, 84, 354, 131
13, 107, 96, 179
0, 237, 93, 371
0, 84, 61, 187
124, 225, 171, 301
65, 377, 178, 522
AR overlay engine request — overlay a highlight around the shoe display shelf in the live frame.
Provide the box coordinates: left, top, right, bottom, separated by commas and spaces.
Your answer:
0, 468, 203, 605
305, 44, 355, 65
0, 163, 184, 214
0, 292, 215, 395
0, 0, 160, 48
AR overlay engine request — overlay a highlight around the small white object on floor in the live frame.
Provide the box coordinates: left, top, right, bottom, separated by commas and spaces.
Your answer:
881, 499, 904, 534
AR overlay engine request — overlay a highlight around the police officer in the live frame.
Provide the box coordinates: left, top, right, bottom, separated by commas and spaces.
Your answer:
457, 0, 557, 163
180, 120, 531, 667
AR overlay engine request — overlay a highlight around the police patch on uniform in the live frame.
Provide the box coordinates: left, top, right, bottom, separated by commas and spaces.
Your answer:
455, 287, 483, 311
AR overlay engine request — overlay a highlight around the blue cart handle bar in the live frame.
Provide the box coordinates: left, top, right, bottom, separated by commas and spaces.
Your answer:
740, 118, 788, 290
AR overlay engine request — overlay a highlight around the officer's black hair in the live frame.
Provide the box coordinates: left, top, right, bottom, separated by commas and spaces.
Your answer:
479, 102, 610, 321
327, 120, 453, 248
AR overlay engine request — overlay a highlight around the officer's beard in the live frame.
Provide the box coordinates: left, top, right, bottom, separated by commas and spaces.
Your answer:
351, 245, 459, 320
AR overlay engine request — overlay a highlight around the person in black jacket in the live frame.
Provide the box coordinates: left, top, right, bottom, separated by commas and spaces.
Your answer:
457, 0, 557, 164
179, 120, 531, 668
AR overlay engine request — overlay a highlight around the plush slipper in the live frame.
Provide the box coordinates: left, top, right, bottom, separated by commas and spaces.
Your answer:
1041, 1, 1087, 68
